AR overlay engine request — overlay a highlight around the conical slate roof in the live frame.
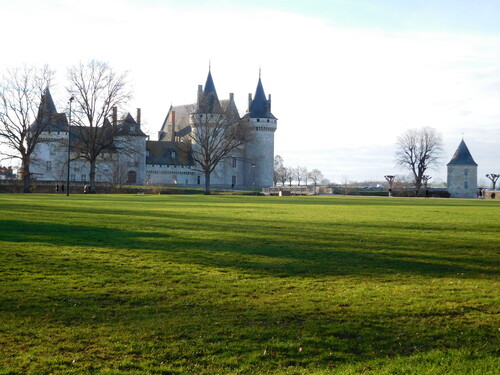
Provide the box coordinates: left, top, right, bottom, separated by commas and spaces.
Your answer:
197, 70, 221, 113
243, 77, 276, 119
447, 140, 477, 166
41, 88, 57, 114
31, 87, 68, 132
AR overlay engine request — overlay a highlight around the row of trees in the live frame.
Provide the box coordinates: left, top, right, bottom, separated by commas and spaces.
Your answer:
271, 127, 445, 194
273, 155, 328, 186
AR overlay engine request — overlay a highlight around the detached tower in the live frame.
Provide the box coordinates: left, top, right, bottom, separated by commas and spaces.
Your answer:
242, 73, 277, 187
447, 139, 478, 198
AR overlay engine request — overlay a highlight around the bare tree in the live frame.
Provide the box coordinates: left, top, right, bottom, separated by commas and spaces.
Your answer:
286, 167, 294, 186
395, 127, 443, 195
66, 60, 132, 193
278, 165, 288, 186
308, 169, 324, 186
0, 65, 54, 192
294, 166, 308, 186
486, 174, 499, 190
274, 155, 284, 186
184, 98, 253, 194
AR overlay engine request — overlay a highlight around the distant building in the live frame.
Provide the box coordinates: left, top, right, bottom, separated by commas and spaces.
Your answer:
31, 69, 277, 188
0, 166, 15, 180
447, 139, 478, 198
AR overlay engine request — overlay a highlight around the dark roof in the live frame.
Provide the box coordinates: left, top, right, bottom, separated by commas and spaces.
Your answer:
243, 77, 276, 119
146, 140, 194, 166
159, 104, 193, 141
42, 88, 57, 114
197, 70, 221, 113
447, 140, 478, 166
31, 87, 69, 132
115, 113, 147, 137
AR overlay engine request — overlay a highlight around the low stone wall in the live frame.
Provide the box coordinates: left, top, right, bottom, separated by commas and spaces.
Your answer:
485, 190, 500, 199
262, 186, 321, 196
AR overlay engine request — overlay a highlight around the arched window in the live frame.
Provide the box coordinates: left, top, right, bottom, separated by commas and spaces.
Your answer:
127, 170, 137, 184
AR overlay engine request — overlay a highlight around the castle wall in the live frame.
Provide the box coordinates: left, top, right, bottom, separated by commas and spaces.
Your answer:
115, 136, 147, 185
447, 165, 477, 198
146, 164, 196, 185
243, 118, 276, 188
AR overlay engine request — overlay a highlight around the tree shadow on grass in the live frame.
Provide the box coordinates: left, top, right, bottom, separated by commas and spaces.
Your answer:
1, 216, 498, 373
1, 219, 497, 279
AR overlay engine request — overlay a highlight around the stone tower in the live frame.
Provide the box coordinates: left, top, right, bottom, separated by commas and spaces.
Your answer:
241, 74, 277, 187
447, 139, 478, 198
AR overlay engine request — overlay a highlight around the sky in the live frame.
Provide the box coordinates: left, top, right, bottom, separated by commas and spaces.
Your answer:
1, 0, 500, 185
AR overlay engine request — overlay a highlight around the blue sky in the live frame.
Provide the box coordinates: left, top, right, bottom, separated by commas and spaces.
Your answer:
1, 0, 499, 184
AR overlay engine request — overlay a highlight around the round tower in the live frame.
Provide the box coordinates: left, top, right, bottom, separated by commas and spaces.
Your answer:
447, 139, 478, 198
241, 75, 277, 188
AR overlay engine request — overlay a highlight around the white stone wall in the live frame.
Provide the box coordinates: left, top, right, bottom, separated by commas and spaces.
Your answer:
31, 131, 69, 181
145, 164, 196, 185
243, 118, 276, 188
447, 165, 478, 198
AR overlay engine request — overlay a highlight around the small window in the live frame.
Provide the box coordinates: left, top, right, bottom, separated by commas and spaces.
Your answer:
70, 174, 76, 182
171, 151, 176, 159
464, 168, 468, 176
197, 176, 201, 185
81, 174, 87, 182
232, 157, 237, 168
257, 119, 260, 122
46, 161, 52, 171
464, 181, 468, 189
232, 175, 236, 186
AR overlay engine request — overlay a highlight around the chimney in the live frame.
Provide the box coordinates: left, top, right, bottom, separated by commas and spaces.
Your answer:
197, 85, 203, 105
112, 107, 117, 127
136, 108, 141, 125
268, 94, 272, 112
171, 110, 176, 141
248, 93, 252, 112
229, 93, 234, 102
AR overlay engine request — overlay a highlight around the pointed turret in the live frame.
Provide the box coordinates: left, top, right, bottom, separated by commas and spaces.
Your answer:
197, 69, 221, 113
41, 88, 57, 115
31, 87, 68, 132
243, 75, 276, 119
447, 139, 478, 198
447, 139, 477, 166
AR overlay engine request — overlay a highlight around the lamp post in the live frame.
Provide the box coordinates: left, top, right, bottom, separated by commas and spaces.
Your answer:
66, 96, 74, 196
252, 163, 255, 194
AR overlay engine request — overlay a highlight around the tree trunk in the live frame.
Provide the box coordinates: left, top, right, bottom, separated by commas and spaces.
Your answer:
22, 158, 31, 193
415, 180, 422, 196
204, 171, 211, 195
89, 160, 97, 193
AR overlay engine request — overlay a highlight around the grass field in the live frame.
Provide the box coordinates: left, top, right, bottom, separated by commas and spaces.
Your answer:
0, 194, 498, 374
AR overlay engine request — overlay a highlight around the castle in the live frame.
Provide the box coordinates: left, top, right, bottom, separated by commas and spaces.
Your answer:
31, 70, 277, 189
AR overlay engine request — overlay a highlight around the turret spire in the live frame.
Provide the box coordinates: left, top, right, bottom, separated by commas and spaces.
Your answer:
197, 69, 221, 113
243, 72, 276, 120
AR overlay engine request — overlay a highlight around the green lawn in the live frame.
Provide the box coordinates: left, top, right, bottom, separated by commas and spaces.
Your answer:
0, 194, 498, 374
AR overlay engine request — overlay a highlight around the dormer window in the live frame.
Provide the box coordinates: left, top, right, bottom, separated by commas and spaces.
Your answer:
171, 151, 176, 159
130, 125, 136, 132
